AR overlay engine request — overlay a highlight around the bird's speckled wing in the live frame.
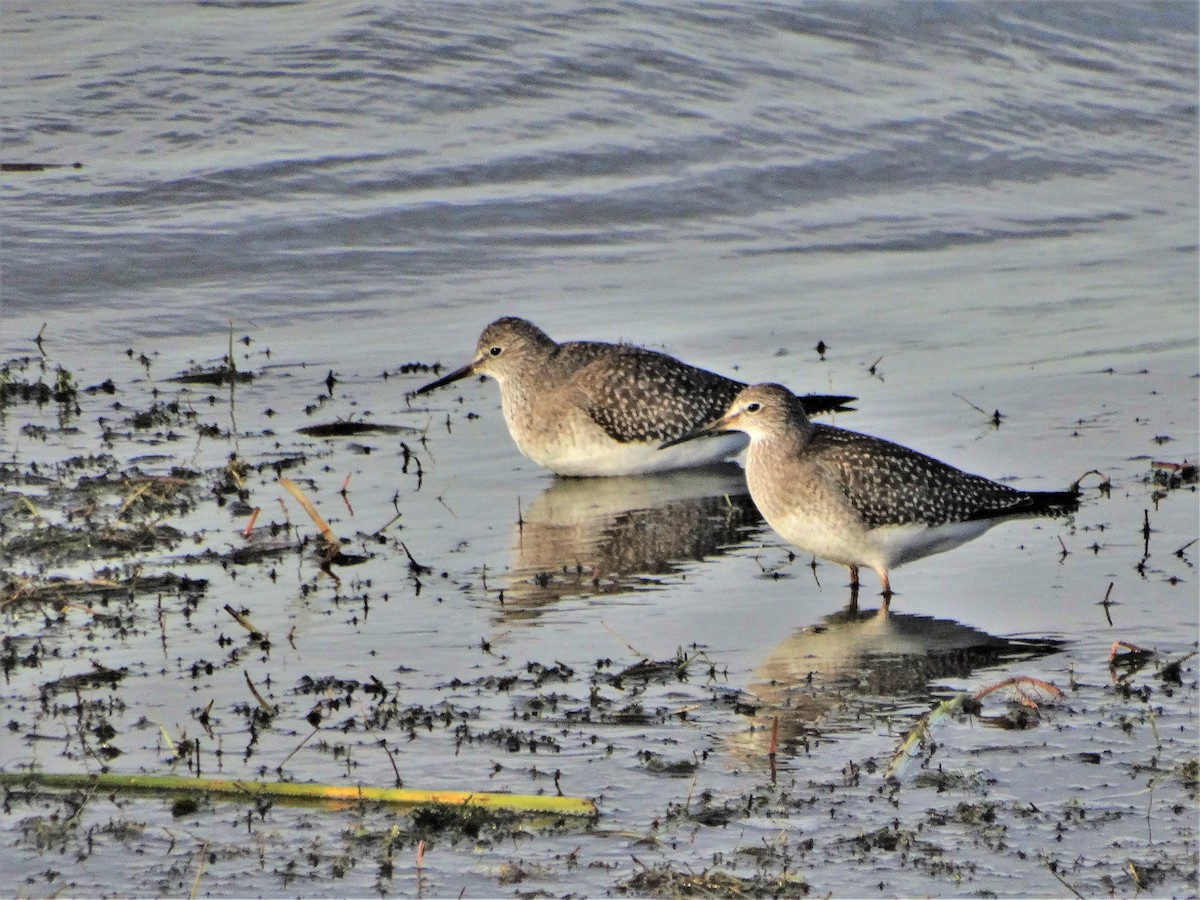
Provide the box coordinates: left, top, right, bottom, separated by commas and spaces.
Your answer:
568, 344, 744, 444
808, 425, 1032, 529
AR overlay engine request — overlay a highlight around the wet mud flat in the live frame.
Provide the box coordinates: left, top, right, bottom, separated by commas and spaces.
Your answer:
1, 338, 1197, 898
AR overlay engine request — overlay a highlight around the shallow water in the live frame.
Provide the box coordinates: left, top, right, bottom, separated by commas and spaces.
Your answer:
2, 3, 1198, 897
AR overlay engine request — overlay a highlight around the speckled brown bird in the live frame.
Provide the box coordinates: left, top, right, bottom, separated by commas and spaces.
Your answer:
412, 318, 855, 477
662, 382, 1079, 597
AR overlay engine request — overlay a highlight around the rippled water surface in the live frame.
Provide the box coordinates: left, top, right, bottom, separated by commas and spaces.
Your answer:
2, 3, 1197, 897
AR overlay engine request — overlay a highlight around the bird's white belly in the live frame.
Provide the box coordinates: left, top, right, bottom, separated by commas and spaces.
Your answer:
527, 430, 747, 477
761, 505, 999, 572
761, 509, 871, 568
867, 519, 998, 568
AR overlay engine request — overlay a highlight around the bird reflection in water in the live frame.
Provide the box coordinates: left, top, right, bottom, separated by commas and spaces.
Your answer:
727, 606, 1066, 764
498, 464, 764, 618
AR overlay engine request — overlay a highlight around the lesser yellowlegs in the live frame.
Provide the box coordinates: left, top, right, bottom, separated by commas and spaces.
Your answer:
662, 382, 1079, 598
412, 318, 854, 477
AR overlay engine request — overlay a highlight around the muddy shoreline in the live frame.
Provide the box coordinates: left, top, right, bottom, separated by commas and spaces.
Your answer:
1, 336, 1196, 897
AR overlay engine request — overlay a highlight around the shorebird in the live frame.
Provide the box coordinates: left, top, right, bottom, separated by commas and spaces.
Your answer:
412, 318, 854, 477
661, 382, 1079, 598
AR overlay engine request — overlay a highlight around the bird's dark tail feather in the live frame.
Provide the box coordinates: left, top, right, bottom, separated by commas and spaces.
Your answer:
967, 486, 1081, 523
797, 393, 857, 416
1018, 487, 1081, 517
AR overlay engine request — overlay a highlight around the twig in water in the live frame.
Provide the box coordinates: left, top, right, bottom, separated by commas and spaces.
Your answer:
157, 722, 178, 757
379, 739, 403, 788
1109, 640, 1154, 664
116, 481, 155, 518
1100, 581, 1115, 627
1127, 861, 1143, 892
434, 477, 457, 517
601, 620, 650, 659
277, 726, 319, 772
1146, 705, 1162, 751
972, 676, 1064, 705
198, 699, 216, 739
398, 541, 432, 576
887, 676, 1063, 778
1041, 854, 1086, 899
188, 839, 210, 900
15, 494, 44, 523
1072, 468, 1111, 494
0, 772, 597, 816
224, 605, 266, 642
373, 510, 403, 536
953, 392, 1005, 426
683, 770, 698, 813
243, 670, 277, 716
279, 477, 340, 548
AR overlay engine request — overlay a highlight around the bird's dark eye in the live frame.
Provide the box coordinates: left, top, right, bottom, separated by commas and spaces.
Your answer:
489, 346, 503, 356
746, 402, 761, 413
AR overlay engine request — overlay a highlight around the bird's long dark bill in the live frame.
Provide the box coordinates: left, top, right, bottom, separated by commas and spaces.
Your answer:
413, 362, 476, 395
659, 421, 725, 451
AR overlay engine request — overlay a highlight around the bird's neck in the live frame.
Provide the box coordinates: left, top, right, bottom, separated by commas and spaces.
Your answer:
495, 348, 557, 426
746, 419, 811, 468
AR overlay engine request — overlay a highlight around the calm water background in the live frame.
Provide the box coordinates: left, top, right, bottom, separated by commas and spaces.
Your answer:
2, 3, 1198, 897
4, 3, 1196, 363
